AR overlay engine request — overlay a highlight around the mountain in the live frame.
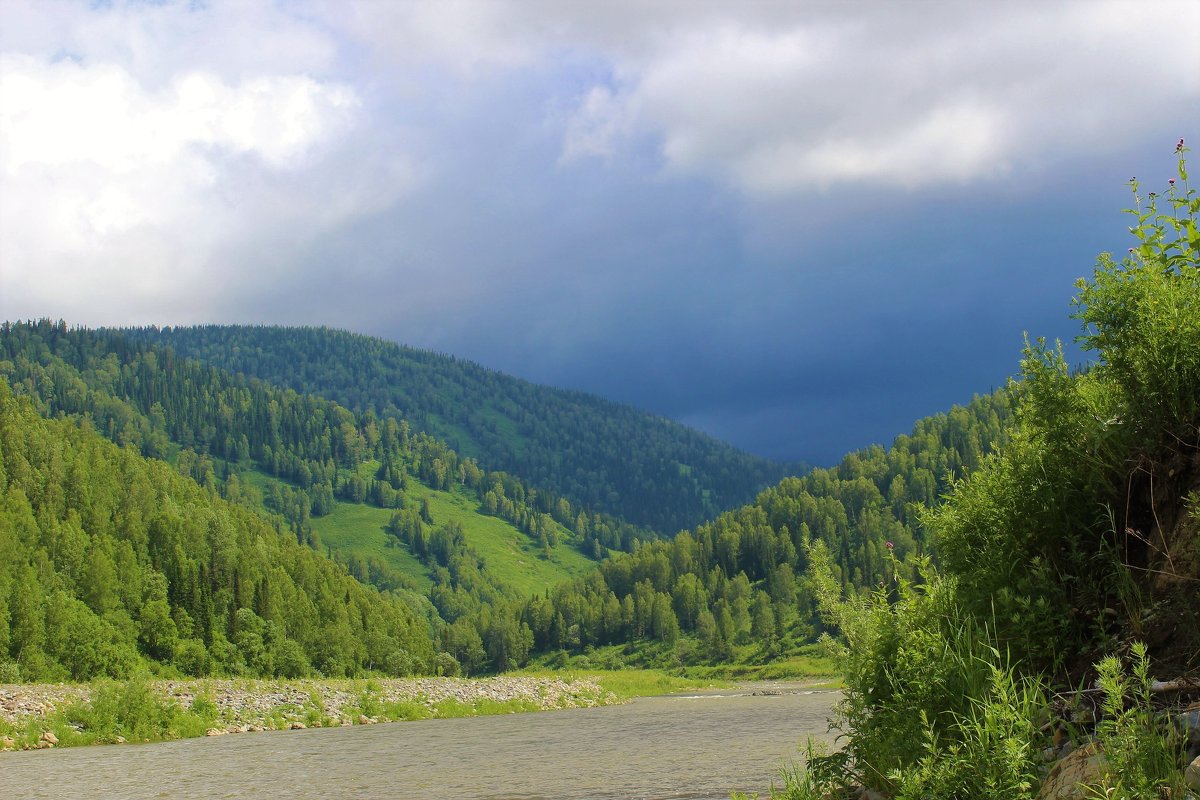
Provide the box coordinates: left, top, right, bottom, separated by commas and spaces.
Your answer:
517, 390, 1014, 667
0, 377, 435, 681
119, 325, 799, 533
0, 319, 1016, 675
0, 321, 640, 667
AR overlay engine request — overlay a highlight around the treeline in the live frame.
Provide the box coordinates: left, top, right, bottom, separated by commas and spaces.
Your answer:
0, 379, 435, 681
0, 321, 649, 558
119, 324, 797, 533
516, 392, 1013, 661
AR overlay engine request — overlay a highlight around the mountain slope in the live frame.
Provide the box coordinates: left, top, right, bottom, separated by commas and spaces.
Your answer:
0, 377, 435, 681
120, 325, 798, 533
0, 322, 634, 617
517, 390, 1014, 666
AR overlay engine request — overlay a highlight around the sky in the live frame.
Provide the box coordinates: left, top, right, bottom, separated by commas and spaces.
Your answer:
1, 1, 1197, 465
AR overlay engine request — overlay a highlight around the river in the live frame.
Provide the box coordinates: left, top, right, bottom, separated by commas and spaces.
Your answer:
0, 682, 840, 800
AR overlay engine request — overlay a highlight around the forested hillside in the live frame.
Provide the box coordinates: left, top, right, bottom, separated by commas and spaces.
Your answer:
0, 379, 435, 681
120, 325, 796, 533
0, 322, 649, 562
0, 320, 1018, 676
515, 391, 1013, 665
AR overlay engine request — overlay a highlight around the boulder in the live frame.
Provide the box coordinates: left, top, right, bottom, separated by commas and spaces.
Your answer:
1185, 755, 1200, 793
39, 731, 58, 746
1036, 743, 1105, 800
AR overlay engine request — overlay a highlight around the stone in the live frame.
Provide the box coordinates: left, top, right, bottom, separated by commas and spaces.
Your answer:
289, 721, 306, 730
1036, 743, 1105, 800
1, 735, 15, 749
1185, 755, 1200, 793
39, 731, 58, 746
1178, 707, 1200, 745
204, 728, 226, 736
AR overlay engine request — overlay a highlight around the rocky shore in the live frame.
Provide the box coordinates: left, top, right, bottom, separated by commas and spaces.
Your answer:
0, 675, 615, 749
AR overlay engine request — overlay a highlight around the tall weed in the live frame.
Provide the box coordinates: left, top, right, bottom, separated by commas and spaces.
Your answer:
1085, 642, 1187, 800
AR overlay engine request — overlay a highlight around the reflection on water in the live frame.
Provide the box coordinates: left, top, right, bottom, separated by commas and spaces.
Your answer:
1, 683, 840, 800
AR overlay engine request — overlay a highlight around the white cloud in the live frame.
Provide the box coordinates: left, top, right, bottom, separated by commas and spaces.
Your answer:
1, 0, 1196, 329
0, 3, 412, 325
560, 85, 632, 161
554, 0, 1200, 191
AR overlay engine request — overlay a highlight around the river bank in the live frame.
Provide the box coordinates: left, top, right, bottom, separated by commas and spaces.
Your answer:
1, 682, 842, 800
0, 674, 625, 750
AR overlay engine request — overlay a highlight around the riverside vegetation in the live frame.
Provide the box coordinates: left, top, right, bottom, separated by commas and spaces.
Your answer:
749, 144, 1200, 798
0, 670, 716, 750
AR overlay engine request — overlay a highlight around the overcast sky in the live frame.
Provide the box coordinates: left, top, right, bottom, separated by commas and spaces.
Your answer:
2, 1, 1197, 464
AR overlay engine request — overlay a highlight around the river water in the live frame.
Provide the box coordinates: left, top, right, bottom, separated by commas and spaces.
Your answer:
0, 683, 840, 800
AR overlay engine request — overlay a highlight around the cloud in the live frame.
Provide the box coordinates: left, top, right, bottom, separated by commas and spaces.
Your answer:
1, 0, 1196, 464
556, 0, 1200, 191
0, 3, 413, 324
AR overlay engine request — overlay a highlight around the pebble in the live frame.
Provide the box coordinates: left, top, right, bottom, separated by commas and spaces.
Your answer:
0, 675, 614, 745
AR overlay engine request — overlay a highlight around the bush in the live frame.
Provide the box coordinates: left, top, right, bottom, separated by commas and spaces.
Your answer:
781, 144, 1198, 799
1085, 642, 1188, 799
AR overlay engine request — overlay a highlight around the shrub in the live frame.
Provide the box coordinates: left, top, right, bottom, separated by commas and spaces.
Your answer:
1084, 642, 1188, 799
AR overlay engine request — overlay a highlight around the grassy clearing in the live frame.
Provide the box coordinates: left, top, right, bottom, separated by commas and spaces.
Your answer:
413, 485, 595, 595
246, 465, 596, 597
309, 501, 433, 590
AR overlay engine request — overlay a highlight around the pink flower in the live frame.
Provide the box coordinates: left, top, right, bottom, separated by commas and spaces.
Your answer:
885, 541, 894, 550
1169, 178, 1176, 186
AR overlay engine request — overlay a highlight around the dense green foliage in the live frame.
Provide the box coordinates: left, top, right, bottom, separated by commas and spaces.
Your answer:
512, 391, 1012, 666
0, 379, 434, 681
118, 324, 795, 533
773, 146, 1199, 798
0, 322, 654, 561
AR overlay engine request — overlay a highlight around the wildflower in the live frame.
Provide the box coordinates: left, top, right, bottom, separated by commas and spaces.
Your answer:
1169, 178, 1176, 186
1178, 138, 1186, 152
885, 541, 894, 550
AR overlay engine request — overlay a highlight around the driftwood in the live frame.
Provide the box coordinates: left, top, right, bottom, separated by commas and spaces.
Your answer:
1149, 678, 1200, 692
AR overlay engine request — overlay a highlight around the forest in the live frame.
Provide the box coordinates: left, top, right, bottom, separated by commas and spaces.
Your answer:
0, 318, 1012, 679
119, 324, 796, 533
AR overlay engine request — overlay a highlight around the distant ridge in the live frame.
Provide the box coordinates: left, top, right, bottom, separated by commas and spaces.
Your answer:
121, 324, 799, 533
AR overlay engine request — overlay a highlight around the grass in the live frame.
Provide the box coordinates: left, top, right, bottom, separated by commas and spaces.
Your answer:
513, 667, 730, 699
309, 500, 434, 590
411, 484, 595, 595
0, 673, 621, 750
526, 638, 841, 684
0, 677, 218, 748
246, 466, 596, 597
674, 655, 842, 684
